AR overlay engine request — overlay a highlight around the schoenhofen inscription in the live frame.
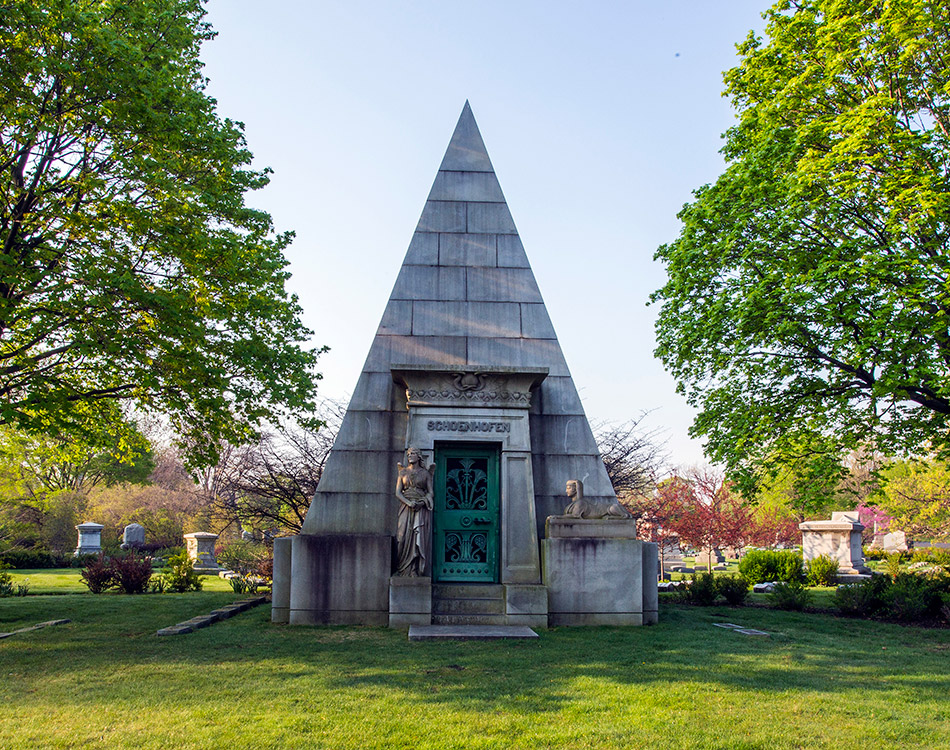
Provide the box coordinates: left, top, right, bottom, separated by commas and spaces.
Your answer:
427, 420, 511, 434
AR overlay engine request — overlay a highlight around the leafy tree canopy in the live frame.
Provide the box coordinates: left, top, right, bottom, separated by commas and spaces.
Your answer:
652, 0, 950, 491
0, 0, 323, 467
874, 458, 950, 538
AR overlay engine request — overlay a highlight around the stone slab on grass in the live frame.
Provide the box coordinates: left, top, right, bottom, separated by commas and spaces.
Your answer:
408, 624, 539, 641
0, 619, 70, 639
156, 596, 267, 636
713, 622, 771, 637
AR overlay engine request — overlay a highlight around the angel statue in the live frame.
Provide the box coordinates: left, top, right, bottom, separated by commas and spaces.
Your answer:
395, 446, 434, 577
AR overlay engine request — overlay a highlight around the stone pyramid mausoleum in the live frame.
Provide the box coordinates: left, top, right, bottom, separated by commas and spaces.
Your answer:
272, 103, 656, 628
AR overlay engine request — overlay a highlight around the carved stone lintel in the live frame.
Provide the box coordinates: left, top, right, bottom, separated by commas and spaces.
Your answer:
392, 366, 547, 410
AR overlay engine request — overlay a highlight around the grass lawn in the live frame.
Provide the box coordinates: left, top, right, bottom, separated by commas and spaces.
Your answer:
8, 567, 235, 595
1, 581, 948, 749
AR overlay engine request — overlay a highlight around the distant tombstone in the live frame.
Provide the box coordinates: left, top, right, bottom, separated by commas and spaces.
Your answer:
184, 532, 220, 571
121, 523, 146, 550
883, 530, 908, 553
659, 539, 685, 572
241, 530, 254, 542
800, 512, 870, 574
74, 522, 104, 556
694, 548, 725, 569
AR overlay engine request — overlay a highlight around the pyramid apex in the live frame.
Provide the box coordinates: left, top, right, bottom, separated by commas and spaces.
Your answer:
439, 101, 494, 172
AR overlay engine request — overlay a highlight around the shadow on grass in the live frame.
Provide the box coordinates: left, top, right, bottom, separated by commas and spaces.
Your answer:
3, 594, 948, 719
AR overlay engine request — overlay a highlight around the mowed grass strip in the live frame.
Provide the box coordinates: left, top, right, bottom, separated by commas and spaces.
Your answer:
1, 590, 947, 750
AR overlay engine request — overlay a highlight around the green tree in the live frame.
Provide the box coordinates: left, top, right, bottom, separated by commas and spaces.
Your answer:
875, 459, 950, 538
652, 0, 950, 492
0, 414, 154, 549
0, 0, 323, 466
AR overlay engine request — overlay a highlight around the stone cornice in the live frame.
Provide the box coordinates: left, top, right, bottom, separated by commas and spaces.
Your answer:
392, 366, 547, 409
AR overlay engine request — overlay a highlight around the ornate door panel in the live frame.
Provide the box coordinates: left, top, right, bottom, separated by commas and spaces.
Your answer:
434, 444, 500, 582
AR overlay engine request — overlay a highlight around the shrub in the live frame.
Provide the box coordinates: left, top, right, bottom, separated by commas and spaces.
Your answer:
767, 580, 811, 611
739, 549, 805, 584
229, 575, 259, 594
0, 564, 19, 597
886, 574, 931, 622
0, 548, 58, 569
834, 577, 888, 617
716, 574, 750, 606
912, 547, 950, 567
681, 571, 719, 605
164, 552, 202, 593
218, 540, 267, 576
70, 553, 99, 569
885, 552, 903, 580
806, 555, 840, 587
80, 553, 115, 594
940, 592, 950, 624
255, 554, 273, 582
864, 546, 887, 561
110, 552, 153, 594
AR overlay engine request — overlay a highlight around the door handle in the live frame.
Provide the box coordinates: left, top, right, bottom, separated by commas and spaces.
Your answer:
472, 517, 492, 525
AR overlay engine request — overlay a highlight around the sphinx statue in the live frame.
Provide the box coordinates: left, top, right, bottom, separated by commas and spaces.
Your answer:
563, 478, 634, 519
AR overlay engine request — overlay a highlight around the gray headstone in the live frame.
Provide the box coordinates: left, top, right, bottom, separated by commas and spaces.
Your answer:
122, 523, 146, 549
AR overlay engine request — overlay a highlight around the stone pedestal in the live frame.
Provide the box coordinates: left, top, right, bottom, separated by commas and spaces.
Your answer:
74, 522, 104, 556
542, 517, 656, 626
184, 532, 220, 571
800, 515, 870, 574
288, 533, 391, 625
389, 576, 432, 627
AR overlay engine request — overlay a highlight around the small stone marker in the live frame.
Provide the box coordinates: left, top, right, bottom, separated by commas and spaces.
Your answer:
752, 582, 777, 593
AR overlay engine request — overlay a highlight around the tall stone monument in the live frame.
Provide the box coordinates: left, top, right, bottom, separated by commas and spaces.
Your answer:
273, 103, 656, 627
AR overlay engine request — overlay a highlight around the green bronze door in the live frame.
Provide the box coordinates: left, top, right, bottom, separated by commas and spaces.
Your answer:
433, 444, 500, 583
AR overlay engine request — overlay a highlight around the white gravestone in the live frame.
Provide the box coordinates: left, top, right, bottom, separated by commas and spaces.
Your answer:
75, 522, 104, 556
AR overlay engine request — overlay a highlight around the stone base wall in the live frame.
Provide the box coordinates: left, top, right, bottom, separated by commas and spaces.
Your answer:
278, 533, 391, 625
542, 517, 656, 626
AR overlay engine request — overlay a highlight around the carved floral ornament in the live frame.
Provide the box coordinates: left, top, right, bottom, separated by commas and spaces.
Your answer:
391, 366, 548, 409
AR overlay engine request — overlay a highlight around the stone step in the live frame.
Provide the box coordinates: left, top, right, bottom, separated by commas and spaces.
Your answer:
409, 625, 539, 641
432, 596, 505, 616
432, 613, 508, 626
432, 583, 504, 600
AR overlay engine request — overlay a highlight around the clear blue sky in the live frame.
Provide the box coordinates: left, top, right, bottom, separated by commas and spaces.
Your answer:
199, 0, 769, 469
